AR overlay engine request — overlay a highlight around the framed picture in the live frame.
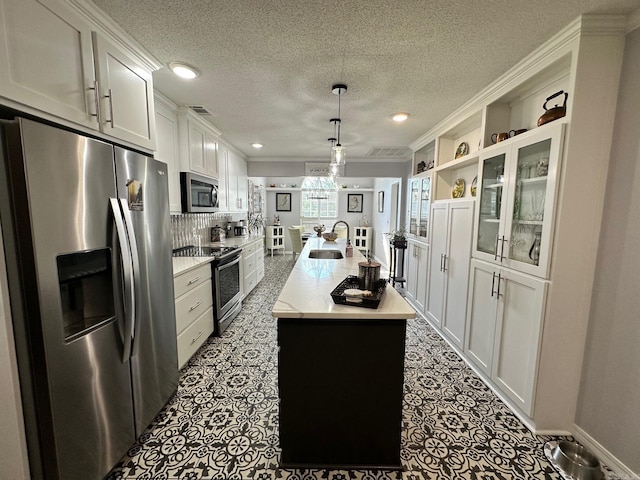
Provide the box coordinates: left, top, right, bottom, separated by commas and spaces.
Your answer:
378, 191, 384, 213
347, 194, 363, 213
276, 193, 291, 211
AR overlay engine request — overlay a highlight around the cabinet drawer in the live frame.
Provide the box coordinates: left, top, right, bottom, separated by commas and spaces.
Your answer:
173, 263, 211, 298
243, 251, 256, 271
244, 270, 257, 294
256, 263, 265, 283
243, 241, 258, 255
177, 306, 213, 369
255, 248, 264, 263
175, 279, 213, 334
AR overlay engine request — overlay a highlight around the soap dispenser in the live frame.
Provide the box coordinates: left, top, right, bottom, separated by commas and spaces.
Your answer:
346, 239, 353, 257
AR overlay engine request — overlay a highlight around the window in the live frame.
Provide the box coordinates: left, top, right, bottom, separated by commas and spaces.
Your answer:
301, 177, 338, 219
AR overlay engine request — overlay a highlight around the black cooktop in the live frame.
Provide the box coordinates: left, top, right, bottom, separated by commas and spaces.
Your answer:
172, 245, 240, 259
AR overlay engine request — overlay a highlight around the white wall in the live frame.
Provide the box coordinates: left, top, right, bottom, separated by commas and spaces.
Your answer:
371, 178, 400, 267
575, 26, 640, 473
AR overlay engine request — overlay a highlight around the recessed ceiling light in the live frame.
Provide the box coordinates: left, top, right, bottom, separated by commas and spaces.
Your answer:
251, 143, 264, 149
391, 112, 410, 122
169, 62, 200, 79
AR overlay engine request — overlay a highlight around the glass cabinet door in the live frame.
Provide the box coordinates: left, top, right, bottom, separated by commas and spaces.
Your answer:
409, 179, 420, 235
507, 138, 551, 266
418, 177, 431, 238
473, 122, 564, 279
503, 123, 564, 277
476, 151, 507, 259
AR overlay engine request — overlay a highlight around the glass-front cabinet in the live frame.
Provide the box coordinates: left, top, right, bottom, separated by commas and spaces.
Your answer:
409, 176, 431, 239
473, 122, 564, 278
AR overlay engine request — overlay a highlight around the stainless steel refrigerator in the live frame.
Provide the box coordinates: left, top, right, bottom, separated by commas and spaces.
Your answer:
0, 118, 179, 480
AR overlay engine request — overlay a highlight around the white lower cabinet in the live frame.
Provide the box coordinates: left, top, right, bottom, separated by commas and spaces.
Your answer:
405, 240, 428, 314
464, 259, 547, 415
242, 238, 264, 297
173, 263, 214, 369
425, 200, 474, 348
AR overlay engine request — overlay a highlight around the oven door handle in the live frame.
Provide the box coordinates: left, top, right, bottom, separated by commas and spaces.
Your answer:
217, 252, 242, 269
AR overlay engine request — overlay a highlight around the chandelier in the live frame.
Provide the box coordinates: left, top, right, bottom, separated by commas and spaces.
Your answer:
329, 83, 347, 175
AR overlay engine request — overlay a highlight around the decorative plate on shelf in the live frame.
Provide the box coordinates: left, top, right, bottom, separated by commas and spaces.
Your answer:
471, 176, 478, 197
452, 178, 465, 198
455, 142, 469, 159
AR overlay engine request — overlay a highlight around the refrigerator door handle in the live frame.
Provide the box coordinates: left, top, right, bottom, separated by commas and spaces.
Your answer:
110, 198, 135, 363
119, 198, 142, 357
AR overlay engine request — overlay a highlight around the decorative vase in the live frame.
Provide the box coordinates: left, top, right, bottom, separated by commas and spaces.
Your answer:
529, 232, 542, 265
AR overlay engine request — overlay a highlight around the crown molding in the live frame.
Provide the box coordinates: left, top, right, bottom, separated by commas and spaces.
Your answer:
627, 8, 640, 33
410, 14, 627, 152
579, 14, 627, 36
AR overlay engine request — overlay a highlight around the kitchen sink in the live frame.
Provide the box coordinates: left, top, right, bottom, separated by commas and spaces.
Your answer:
308, 249, 343, 259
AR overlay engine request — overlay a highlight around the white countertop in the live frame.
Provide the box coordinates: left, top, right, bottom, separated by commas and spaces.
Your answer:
172, 235, 264, 277
272, 237, 416, 320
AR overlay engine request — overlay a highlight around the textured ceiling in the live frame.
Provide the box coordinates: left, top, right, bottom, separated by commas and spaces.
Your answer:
92, 0, 640, 161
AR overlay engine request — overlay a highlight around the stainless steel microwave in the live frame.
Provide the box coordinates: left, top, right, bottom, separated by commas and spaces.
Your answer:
180, 172, 219, 213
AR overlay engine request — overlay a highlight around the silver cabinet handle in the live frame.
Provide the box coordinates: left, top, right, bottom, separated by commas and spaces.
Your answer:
496, 273, 504, 298
89, 80, 101, 124
104, 88, 114, 128
188, 276, 201, 285
189, 301, 202, 312
499, 236, 508, 262
190, 331, 204, 345
442, 254, 447, 272
494, 235, 500, 261
491, 272, 497, 297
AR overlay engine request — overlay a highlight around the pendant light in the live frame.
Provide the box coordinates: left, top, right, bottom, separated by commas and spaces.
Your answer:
330, 84, 347, 166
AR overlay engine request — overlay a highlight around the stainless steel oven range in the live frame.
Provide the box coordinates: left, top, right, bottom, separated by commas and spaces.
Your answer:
173, 245, 243, 335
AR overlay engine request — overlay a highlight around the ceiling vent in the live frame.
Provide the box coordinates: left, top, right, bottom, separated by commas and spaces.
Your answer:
365, 146, 412, 158
187, 105, 213, 116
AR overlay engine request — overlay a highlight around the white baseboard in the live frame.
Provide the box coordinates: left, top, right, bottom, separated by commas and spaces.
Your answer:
571, 425, 639, 479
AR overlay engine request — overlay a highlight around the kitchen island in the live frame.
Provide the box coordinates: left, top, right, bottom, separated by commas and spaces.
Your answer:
273, 237, 415, 470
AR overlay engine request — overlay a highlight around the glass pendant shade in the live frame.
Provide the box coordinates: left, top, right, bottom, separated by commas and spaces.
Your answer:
331, 145, 345, 165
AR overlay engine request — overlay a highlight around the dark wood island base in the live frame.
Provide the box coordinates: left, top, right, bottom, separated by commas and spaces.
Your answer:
277, 317, 407, 470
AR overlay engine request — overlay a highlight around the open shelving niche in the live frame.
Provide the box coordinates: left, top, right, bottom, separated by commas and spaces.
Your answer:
411, 49, 572, 206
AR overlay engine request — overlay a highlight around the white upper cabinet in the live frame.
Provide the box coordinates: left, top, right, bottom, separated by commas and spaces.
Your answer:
408, 177, 431, 239
217, 143, 229, 211
177, 108, 219, 179
92, 31, 155, 149
229, 149, 247, 211
0, 0, 97, 128
473, 122, 564, 279
0, 0, 156, 150
154, 95, 181, 214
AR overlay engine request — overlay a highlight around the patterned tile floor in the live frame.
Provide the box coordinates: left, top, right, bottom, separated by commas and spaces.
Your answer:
107, 254, 573, 480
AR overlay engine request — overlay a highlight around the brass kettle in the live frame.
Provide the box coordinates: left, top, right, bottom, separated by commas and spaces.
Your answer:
537, 90, 568, 126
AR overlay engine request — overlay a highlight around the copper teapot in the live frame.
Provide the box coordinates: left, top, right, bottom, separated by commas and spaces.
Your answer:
537, 90, 568, 126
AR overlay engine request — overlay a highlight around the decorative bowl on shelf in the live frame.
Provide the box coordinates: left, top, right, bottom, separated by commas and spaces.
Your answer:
322, 232, 338, 242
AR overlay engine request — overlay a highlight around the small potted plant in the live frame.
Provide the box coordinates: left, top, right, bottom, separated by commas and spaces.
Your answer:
385, 226, 407, 248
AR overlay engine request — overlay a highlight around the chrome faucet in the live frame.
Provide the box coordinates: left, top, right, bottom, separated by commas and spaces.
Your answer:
332, 220, 350, 242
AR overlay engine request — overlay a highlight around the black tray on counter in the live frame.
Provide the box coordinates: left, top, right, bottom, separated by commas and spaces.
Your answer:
330, 275, 387, 309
